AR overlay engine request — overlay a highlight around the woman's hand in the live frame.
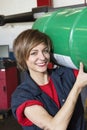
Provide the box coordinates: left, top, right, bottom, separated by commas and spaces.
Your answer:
75, 62, 87, 89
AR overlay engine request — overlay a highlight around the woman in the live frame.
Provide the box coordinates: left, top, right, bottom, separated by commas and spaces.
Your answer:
11, 29, 87, 130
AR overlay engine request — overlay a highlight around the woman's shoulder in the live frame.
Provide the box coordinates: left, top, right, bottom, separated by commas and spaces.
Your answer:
51, 65, 78, 78
52, 65, 73, 72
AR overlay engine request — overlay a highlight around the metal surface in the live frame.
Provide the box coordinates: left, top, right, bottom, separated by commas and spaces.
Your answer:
32, 6, 87, 71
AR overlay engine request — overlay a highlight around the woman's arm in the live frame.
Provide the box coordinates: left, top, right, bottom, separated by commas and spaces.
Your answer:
24, 62, 87, 130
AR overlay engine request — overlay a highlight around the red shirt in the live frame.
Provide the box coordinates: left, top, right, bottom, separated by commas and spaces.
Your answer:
16, 69, 78, 126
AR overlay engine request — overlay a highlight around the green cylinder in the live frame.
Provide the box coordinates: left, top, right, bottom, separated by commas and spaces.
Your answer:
32, 7, 87, 71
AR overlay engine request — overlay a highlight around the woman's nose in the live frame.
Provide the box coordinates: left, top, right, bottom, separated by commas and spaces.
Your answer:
39, 52, 45, 60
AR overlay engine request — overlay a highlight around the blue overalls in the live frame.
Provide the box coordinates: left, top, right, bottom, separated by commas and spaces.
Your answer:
11, 66, 85, 130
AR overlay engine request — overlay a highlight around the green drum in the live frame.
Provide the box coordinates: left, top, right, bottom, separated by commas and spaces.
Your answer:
32, 7, 87, 71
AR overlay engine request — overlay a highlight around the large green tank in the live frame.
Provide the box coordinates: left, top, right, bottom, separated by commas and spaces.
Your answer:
32, 6, 87, 71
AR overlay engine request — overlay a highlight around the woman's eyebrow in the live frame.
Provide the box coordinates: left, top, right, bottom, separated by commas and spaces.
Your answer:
31, 46, 48, 51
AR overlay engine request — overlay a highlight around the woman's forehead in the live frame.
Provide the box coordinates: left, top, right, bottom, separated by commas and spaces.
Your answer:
31, 42, 48, 50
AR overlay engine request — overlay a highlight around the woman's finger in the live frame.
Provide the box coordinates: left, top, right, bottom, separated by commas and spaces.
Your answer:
79, 62, 84, 73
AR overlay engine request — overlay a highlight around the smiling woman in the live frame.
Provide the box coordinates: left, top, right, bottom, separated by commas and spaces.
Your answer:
26, 43, 50, 79
11, 29, 87, 130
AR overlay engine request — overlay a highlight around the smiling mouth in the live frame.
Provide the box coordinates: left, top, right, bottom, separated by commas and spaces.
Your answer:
37, 62, 48, 67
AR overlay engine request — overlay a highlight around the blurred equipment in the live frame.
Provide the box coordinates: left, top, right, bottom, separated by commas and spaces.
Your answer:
0, 45, 18, 119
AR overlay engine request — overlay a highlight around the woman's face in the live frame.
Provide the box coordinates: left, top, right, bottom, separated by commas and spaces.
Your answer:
26, 43, 50, 74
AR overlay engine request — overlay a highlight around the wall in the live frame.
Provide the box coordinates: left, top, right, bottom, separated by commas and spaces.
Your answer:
0, 0, 85, 15
0, 0, 37, 15
0, 0, 37, 50
0, 22, 34, 50
53, 0, 85, 7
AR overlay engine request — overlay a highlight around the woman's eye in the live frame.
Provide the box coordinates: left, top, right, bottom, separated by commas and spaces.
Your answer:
44, 49, 49, 53
30, 52, 37, 55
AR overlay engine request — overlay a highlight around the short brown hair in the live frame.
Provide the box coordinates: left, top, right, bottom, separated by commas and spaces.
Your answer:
13, 29, 53, 71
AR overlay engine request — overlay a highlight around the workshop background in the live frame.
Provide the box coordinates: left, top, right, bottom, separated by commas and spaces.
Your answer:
0, 0, 87, 130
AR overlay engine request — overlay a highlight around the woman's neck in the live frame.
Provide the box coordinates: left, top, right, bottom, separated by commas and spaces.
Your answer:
30, 71, 49, 85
